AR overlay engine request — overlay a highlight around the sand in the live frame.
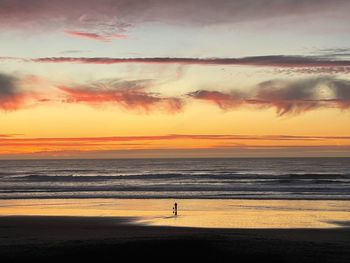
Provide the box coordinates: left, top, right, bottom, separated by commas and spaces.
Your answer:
0, 216, 350, 262
2, 198, 350, 228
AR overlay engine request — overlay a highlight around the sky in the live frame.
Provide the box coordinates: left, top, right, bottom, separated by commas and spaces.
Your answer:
1, 0, 350, 158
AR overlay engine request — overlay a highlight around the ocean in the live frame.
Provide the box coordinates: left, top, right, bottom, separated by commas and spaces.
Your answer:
0, 158, 349, 200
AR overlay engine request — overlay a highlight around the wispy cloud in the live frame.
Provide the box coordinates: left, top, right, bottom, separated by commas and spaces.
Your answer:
1, 134, 350, 157
58, 79, 183, 113
189, 77, 350, 116
28, 56, 350, 75
312, 48, 350, 58
3, 55, 350, 74
59, 76, 350, 116
2, 134, 350, 143
64, 31, 127, 42
59, 50, 91, 55
0, 134, 22, 138
188, 90, 245, 109
4, 145, 350, 159
30, 55, 350, 68
1, 71, 350, 116
1, 134, 350, 150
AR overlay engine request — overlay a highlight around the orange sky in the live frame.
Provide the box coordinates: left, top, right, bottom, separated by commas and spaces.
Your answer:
1, 102, 350, 158
1, 1, 350, 158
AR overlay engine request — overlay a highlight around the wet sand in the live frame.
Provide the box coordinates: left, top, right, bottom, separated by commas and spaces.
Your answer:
1, 216, 350, 262
2, 199, 350, 228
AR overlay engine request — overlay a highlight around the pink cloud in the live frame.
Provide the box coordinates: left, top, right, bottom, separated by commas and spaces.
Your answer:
65, 31, 128, 42
58, 79, 183, 113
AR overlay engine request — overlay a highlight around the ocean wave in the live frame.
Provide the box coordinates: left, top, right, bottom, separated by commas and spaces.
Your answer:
1, 158, 350, 200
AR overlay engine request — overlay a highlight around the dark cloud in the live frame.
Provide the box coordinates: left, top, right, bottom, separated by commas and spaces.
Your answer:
3, 54, 350, 74
0, 73, 28, 110
31, 55, 350, 70
255, 77, 350, 115
0, 0, 349, 40
0, 73, 50, 111
188, 90, 245, 109
254, 78, 323, 115
189, 77, 350, 116
328, 78, 350, 108
0, 73, 16, 94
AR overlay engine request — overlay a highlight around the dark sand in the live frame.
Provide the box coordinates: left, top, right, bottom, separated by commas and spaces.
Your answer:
1, 216, 350, 262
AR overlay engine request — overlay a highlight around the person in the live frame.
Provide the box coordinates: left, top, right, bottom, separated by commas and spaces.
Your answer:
173, 202, 178, 216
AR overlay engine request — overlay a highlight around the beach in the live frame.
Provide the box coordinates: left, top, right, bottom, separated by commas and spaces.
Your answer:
1, 199, 350, 262
2, 199, 350, 228
1, 215, 350, 262
1, 159, 350, 262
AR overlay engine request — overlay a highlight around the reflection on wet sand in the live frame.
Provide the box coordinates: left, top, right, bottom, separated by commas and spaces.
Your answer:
1, 199, 350, 228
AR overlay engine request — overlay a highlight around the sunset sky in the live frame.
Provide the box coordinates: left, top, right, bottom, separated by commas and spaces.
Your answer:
1, 0, 350, 158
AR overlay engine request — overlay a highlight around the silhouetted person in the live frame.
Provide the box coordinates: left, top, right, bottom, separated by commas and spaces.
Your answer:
173, 202, 178, 216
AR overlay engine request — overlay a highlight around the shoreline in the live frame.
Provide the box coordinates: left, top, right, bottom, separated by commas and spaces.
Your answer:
1, 198, 350, 229
0, 215, 350, 262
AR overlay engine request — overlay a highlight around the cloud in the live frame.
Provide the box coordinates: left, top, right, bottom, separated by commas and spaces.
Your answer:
0, 73, 53, 111
312, 48, 350, 58
254, 77, 350, 115
1, 71, 350, 116
0, 0, 349, 32
58, 79, 183, 113
4, 144, 350, 159
2, 134, 350, 143
3, 54, 350, 74
59, 50, 91, 55
189, 77, 350, 116
0, 0, 349, 44
254, 78, 323, 115
30, 55, 350, 72
0, 73, 30, 110
64, 31, 127, 42
0, 1, 132, 41
188, 90, 245, 109
1, 134, 350, 158
3, 145, 350, 159
328, 78, 350, 109
0, 134, 21, 138
274, 67, 350, 75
